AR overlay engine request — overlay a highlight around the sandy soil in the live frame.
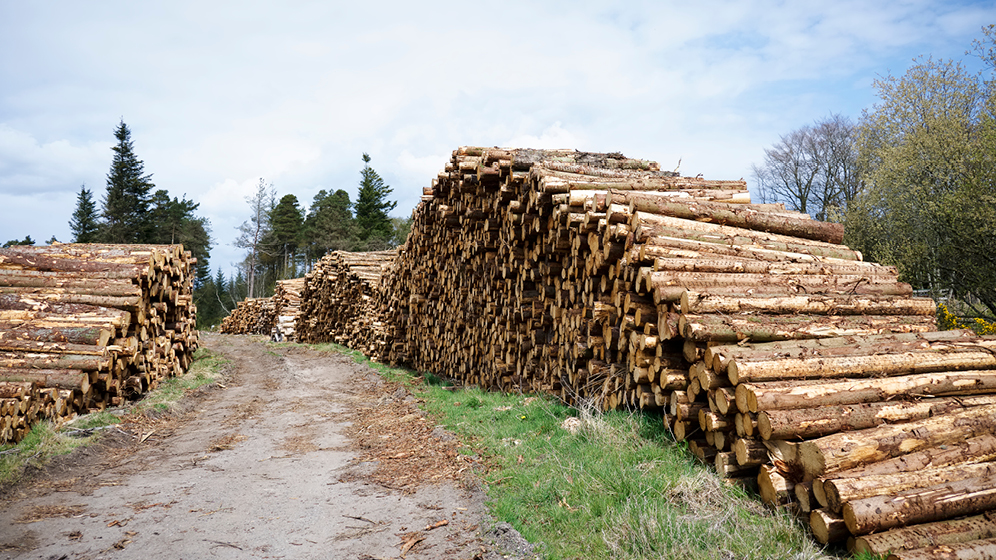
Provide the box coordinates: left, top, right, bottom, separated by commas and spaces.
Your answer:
0, 333, 537, 560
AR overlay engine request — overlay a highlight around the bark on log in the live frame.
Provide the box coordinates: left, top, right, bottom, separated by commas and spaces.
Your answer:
851, 512, 996, 556
797, 404, 996, 478
757, 395, 996, 440
824, 461, 996, 513
843, 472, 996, 535
886, 537, 996, 560
627, 195, 844, 243
742, 372, 996, 414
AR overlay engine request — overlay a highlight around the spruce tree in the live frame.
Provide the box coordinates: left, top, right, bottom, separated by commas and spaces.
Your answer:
101, 120, 155, 243
69, 184, 100, 242
354, 153, 396, 244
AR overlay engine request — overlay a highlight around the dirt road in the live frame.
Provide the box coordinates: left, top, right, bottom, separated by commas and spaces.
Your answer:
0, 334, 534, 559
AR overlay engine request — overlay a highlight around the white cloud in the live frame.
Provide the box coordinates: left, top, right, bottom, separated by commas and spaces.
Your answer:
0, 0, 989, 273
0, 125, 108, 195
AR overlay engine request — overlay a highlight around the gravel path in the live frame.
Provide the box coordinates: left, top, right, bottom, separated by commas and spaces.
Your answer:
0, 334, 535, 560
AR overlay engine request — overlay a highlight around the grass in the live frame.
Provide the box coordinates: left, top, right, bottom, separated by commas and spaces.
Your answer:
0, 346, 229, 486
310, 343, 838, 560
131, 347, 229, 415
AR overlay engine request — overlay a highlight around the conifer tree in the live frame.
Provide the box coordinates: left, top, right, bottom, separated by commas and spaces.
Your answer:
354, 153, 396, 244
69, 184, 100, 242
101, 120, 155, 243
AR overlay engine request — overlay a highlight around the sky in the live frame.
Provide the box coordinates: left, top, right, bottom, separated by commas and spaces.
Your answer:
1, 1, 993, 276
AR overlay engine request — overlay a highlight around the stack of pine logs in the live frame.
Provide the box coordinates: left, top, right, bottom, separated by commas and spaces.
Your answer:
216, 146, 996, 555
0, 244, 199, 443
701, 330, 996, 556
373, 147, 996, 556
295, 250, 396, 359
270, 278, 305, 341
219, 297, 276, 335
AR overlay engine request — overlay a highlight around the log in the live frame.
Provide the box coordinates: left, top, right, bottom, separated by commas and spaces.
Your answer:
843, 472, 996, 534
824, 461, 996, 513
681, 293, 936, 317
0, 369, 90, 391
758, 464, 794, 506
798, 404, 996, 478
729, 346, 996, 385
631, 212, 860, 260
680, 313, 934, 343
757, 395, 996, 440
822, 434, 996, 483
0, 324, 113, 346
741, 371, 996, 413
627, 195, 844, 243
886, 537, 996, 560
809, 509, 848, 544
851, 512, 996, 556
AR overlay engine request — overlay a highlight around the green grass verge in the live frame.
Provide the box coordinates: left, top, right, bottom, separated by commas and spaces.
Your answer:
314, 344, 837, 560
131, 347, 230, 415
0, 346, 229, 485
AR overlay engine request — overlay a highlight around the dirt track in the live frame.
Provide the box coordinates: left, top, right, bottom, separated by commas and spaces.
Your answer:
0, 334, 535, 560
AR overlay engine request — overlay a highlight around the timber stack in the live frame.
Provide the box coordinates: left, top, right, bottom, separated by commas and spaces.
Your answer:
219, 297, 275, 335
0, 243, 199, 443
216, 146, 996, 555
270, 277, 305, 341
295, 250, 396, 359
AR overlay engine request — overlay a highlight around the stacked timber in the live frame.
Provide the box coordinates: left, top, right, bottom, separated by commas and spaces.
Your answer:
216, 146, 996, 554
219, 297, 275, 335
270, 278, 305, 341
0, 244, 199, 443
295, 250, 396, 358
698, 331, 996, 552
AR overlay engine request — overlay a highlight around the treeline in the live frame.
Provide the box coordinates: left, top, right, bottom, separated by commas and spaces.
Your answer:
752, 25, 996, 319
224, 152, 409, 306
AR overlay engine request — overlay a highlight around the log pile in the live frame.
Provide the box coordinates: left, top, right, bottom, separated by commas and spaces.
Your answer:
270, 278, 305, 341
0, 244, 199, 443
295, 250, 396, 359
216, 146, 996, 555
219, 297, 275, 335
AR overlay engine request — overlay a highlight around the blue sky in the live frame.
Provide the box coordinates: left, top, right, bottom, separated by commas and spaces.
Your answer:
1, 1, 992, 275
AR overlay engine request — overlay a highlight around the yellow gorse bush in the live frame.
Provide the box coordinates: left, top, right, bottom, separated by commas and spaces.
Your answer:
937, 303, 996, 334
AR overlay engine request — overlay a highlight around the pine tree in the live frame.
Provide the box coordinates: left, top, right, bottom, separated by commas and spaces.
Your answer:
265, 194, 304, 278
69, 184, 100, 242
303, 188, 355, 258
101, 120, 155, 243
354, 153, 396, 244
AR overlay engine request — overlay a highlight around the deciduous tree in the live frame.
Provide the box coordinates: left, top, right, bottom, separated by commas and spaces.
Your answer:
752, 113, 859, 221
846, 52, 995, 315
